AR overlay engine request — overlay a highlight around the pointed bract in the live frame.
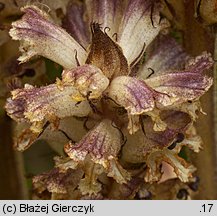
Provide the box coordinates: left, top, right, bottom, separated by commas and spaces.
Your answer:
86, 23, 129, 79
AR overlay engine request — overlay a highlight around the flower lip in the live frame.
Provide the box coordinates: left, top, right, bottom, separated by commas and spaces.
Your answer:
9, 5, 87, 69
137, 35, 191, 79
64, 119, 131, 184
64, 119, 122, 163
5, 82, 91, 125
108, 76, 156, 115
33, 167, 83, 195
62, 64, 110, 100
117, 0, 169, 66
144, 52, 213, 106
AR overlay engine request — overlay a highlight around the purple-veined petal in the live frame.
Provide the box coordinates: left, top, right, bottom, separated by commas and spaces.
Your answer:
32, 156, 83, 199
86, 23, 129, 79
33, 168, 83, 194
107, 76, 170, 133
64, 119, 122, 164
85, 0, 124, 39
65, 119, 131, 184
5, 83, 91, 126
62, 0, 90, 48
5, 82, 91, 151
5, 64, 109, 151
62, 64, 109, 101
9, 5, 87, 69
137, 34, 190, 79
118, 0, 169, 66
145, 52, 213, 106
108, 76, 156, 115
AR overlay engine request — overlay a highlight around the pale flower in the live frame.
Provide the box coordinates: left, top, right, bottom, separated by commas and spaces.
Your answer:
5, 0, 213, 198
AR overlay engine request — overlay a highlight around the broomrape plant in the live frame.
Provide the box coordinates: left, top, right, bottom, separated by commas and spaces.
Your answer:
4, 0, 213, 199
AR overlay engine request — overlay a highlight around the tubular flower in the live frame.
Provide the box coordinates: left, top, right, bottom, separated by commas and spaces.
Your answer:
5, 0, 213, 198
64, 120, 131, 187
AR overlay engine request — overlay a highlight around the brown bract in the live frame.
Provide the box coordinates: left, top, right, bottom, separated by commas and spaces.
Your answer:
86, 23, 129, 79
